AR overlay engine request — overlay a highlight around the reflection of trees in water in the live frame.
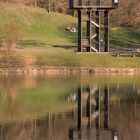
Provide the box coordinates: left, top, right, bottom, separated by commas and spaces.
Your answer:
110, 103, 140, 140
0, 75, 36, 101
0, 75, 36, 117
0, 111, 76, 140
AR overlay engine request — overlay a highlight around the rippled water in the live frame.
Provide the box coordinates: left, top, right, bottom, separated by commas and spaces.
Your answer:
0, 74, 140, 140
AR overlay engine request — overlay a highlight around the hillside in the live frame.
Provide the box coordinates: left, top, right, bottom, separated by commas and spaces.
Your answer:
0, 3, 140, 69
0, 3, 77, 48
0, 3, 139, 49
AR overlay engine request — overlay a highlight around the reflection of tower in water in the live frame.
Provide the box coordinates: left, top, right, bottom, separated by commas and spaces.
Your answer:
69, 84, 119, 140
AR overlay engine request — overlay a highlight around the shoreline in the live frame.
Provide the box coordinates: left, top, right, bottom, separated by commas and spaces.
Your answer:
0, 67, 140, 75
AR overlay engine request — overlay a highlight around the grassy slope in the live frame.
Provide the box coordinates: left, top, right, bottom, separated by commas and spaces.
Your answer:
110, 28, 140, 48
0, 3, 140, 68
0, 3, 77, 47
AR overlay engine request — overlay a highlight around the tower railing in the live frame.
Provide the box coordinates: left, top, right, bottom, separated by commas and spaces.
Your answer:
69, 0, 119, 9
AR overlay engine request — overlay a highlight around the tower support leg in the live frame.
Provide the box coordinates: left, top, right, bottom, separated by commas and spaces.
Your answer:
78, 10, 82, 52
86, 10, 91, 52
78, 0, 82, 6
104, 11, 109, 52
95, 11, 100, 52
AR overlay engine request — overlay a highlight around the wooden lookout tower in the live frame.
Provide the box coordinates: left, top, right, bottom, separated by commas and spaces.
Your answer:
69, 0, 119, 52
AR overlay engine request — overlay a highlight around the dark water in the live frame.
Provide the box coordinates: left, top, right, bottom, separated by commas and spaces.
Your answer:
0, 74, 140, 140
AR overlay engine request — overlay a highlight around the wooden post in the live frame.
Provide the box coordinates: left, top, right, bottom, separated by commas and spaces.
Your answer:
104, 11, 109, 52
69, 0, 74, 9
95, 0, 101, 52
78, 0, 82, 6
96, 0, 101, 6
78, 10, 82, 52
86, 0, 91, 6
87, 10, 91, 52
95, 11, 100, 52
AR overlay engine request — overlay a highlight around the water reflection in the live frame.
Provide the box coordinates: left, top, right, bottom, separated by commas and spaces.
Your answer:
69, 85, 118, 140
0, 75, 139, 140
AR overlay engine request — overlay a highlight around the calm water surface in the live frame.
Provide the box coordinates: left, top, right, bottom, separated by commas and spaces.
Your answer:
0, 74, 140, 140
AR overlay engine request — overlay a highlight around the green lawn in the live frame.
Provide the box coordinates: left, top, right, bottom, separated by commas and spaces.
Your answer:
0, 47, 140, 68
110, 28, 140, 48
33, 48, 140, 68
0, 3, 140, 68
0, 3, 139, 49
0, 3, 77, 48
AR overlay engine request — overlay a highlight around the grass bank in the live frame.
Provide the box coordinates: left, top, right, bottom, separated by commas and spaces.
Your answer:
0, 3, 139, 69
0, 48, 140, 69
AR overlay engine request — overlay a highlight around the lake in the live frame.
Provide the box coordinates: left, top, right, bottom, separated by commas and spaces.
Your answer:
0, 74, 140, 140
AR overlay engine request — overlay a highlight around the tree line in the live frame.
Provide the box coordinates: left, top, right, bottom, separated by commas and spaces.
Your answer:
111, 0, 140, 29
0, 0, 139, 29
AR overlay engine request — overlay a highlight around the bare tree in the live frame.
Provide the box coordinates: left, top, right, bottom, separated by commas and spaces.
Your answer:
2, 22, 22, 53
110, 0, 140, 29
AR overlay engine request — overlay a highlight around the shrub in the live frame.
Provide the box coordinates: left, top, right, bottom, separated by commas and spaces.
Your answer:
2, 22, 22, 53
